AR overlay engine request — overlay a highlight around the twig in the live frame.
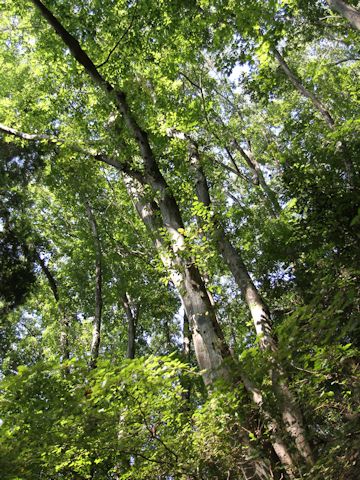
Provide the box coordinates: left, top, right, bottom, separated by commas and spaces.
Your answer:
290, 361, 328, 377
179, 73, 252, 181
96, 5, 138, 69
129, 392, 179, 461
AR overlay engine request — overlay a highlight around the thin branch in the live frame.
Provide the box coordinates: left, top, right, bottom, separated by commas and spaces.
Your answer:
178, 73, 250, 180
325, 56, 360, 67
212, 156, 245, 178
226, 190, 245, 208
32, 246, 70, 361
114, 448, 196, 477
290, 361, 328, 377
96, 5, 138, 69
129, 392, 179, 461
0, 122, 145, 184
119, 449, 172, 466
179, 70, 202, 90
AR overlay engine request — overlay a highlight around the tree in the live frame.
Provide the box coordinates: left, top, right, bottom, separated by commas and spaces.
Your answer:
325, 0, 360, 30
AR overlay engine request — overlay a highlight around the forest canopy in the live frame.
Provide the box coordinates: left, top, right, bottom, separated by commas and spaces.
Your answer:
0, 1, 359, 479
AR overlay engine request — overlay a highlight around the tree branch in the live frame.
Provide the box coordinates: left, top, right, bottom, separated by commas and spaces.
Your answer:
325, 0, 360, 31
96, 5, 138, 69
34, 251, 59, 302
30, 0, 112, 91
273, 48, 335, 128
0, 122, 146, 184
178, 73, 251, 180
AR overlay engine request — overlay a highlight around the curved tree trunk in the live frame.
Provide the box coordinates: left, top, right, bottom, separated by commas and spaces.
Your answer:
326, 0, 360, 30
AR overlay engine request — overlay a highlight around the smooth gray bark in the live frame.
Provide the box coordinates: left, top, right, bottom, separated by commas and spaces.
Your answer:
124, 178, 232, 385
30, 0, 236, 385
27, 2, 310, 473
188, 143, 276, 349
188, 142, 314, 468
326, 0, 360, 30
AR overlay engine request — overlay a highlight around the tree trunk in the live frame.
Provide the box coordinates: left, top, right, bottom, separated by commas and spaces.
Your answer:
122, 292, 137, 360
326, 0, 360, 30
232, 139, 282, 216
124, 179, 272, 473
85, 201, 103, 369
30, 0, 236, 385
35, 252, 70, 361
188, 143, 276, 350
241, 373, 297, 479
273, 48, 335, 128
29, 4, 291, 476
124, 177, 233, 385
188, 142, 314, 468
271, 369, 314, 467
